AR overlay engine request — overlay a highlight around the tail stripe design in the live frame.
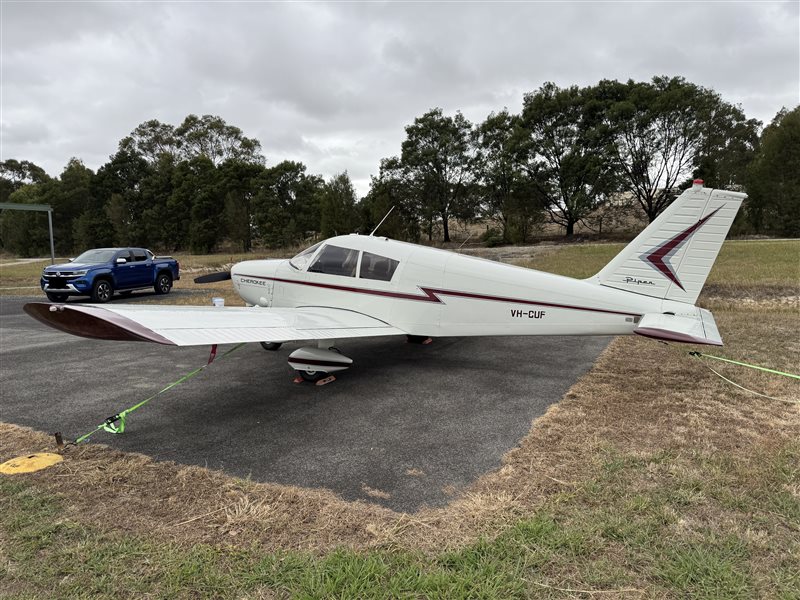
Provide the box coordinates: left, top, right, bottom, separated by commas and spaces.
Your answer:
641, 206, 723, 292
592, 186, 745, 305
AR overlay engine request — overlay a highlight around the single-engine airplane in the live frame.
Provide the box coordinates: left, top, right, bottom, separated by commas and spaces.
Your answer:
25, 181, 744, 381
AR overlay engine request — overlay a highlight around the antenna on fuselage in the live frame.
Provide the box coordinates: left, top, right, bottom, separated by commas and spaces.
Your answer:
370, 205, 396, 236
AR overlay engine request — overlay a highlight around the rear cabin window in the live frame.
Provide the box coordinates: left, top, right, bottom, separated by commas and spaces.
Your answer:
308, 245, 360, 277
132, 249, 148, 262
359, 252, 399, 282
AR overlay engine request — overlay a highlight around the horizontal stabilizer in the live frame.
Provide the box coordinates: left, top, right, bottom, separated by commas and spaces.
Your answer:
634, 308, 722, 346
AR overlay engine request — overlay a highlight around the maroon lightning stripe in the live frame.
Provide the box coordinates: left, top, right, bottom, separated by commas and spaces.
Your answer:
238, 275, 642, 318
643, 206, 723, 291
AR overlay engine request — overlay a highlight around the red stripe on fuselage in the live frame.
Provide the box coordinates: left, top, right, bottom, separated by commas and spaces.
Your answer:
237, 274, 642, 318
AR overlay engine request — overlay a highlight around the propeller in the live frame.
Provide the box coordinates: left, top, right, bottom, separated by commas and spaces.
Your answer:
194, 271, 232, 284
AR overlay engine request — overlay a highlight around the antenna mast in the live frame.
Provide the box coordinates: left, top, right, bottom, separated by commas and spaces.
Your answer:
370, 205, 396, 236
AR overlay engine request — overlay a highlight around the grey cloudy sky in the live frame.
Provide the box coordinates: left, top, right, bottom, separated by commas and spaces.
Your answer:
2, 1, 798, 196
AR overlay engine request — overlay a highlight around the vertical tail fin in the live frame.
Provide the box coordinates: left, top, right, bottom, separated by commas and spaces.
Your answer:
591, 182, 745, 304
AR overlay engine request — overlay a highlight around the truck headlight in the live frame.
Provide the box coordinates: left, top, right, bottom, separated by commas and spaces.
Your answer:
73, 270, 88, 276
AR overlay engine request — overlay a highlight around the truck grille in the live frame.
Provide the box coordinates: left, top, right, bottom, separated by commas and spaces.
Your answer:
45, 277, 70, 289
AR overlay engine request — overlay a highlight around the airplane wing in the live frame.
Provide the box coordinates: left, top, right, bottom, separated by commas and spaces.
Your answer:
24, 303, 406, 346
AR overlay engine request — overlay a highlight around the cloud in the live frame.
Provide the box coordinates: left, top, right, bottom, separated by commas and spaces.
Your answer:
2, 1, 797, 196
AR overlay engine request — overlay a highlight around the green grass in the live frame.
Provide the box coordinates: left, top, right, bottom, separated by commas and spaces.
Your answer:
3, 440, 798, 598
516, 239, 800, 286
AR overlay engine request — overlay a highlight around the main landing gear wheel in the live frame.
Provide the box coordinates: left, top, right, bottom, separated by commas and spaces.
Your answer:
299, 370, 322, 382
46, 292, 68, 302
260, 341, 282, 351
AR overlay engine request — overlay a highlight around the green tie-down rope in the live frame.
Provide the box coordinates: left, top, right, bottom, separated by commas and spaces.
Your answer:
72, 343, 245, 445
689, 351, 800, 405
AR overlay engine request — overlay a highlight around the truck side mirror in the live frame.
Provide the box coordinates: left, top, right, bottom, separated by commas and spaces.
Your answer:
116, 257, 127, 264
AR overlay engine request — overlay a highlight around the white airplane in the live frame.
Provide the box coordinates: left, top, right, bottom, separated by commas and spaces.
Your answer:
26, 181, 744, 382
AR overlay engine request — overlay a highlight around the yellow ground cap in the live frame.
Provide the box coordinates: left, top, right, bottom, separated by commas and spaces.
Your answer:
0, 453, 63, 474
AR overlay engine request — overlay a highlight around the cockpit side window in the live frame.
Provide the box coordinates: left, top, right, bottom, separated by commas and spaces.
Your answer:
289, 241, 323, 270
308, 244, 360, 277
359, 251, 399, 282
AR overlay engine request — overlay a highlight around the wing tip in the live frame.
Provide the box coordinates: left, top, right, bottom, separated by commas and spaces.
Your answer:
23, 302, 176, 345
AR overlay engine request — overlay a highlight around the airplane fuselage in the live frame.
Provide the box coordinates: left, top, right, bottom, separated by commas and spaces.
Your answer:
230, 235, 696, 339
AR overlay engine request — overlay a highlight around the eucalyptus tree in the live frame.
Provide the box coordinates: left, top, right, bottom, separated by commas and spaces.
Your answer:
519, 83, 618, 236
473, 109, 543, 242
118, 119, 180, 164
176, 114, 264, 166
400, 108, 476, 242
746, 106, 800, 235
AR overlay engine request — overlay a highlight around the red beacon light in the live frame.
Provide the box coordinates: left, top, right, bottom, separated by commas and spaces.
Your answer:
692, 179, 704, 189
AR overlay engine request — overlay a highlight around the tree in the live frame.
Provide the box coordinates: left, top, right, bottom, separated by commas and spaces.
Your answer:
169, 156, 224, 254
53, 158, 95, 253
139, 153, 179, 250
252, 161, 323, 248
320, 172, 359, 238
118, 119, 180, 164
400, 108, 476, 242
693, 102, 761, 191
94, 148, 151, 246
473, 110, 543, 243
219, 160, 265, 252
360, 157, 421, 241
520, 83, 618, 236
175, 114, 264, 166
746, 106, 800, 235
604, 76, 737, 222
0, 184, 54, 256
0, 159, 49, 202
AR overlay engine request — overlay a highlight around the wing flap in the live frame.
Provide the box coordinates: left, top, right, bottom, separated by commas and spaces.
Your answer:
634, 308, 723, 346
24, 303, 406, 346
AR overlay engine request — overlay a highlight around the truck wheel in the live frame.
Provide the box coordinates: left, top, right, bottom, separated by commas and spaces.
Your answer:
91, 279, 113, 303
154, 272, 172, 295
46, 292, 68, 302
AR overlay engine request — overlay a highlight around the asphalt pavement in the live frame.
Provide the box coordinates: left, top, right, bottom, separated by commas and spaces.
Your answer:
0, 294, 610, 512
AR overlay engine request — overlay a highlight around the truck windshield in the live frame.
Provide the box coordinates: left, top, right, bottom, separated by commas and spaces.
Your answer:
72, 249, 117, 263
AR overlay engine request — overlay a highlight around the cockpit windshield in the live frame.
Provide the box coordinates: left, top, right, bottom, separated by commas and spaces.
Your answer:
289, 242, 323, 270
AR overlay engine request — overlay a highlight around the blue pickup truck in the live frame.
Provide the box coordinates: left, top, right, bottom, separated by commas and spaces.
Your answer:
40, 248, 180, 303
